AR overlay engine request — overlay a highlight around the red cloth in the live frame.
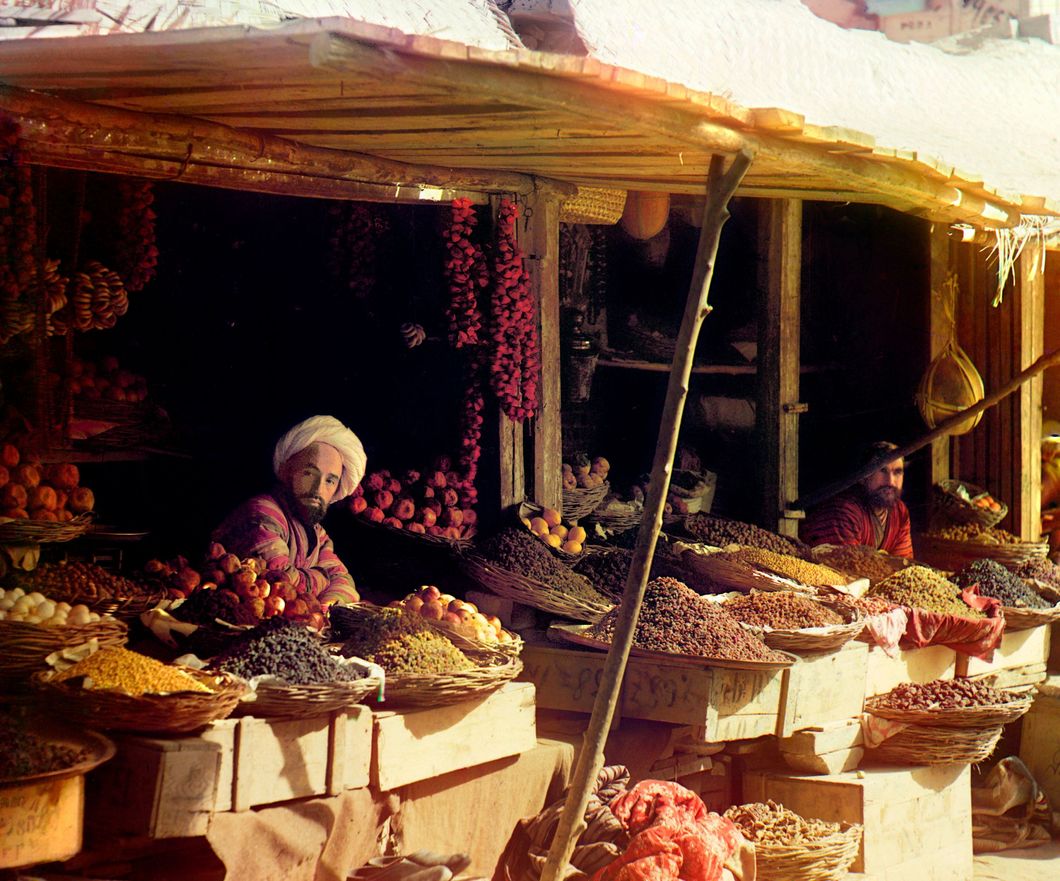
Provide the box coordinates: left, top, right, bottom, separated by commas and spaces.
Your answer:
591, 782, 741, 881
901, 588, 1005, 660
801, 490, 913, 559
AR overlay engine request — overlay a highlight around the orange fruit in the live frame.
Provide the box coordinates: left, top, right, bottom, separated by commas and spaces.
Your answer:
542, 507, 562, 528
568, 525, 587, 544
544, 533, 562, 549
550, 524, 568, 540
529, 516, 549, 535
561, 540, 582, 554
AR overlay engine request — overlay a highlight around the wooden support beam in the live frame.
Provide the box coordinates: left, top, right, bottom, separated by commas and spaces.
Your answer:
928, 223, 954, 486
756, 198, 802, 535
526, 190, 563, 513
1015, 242, 1045, 539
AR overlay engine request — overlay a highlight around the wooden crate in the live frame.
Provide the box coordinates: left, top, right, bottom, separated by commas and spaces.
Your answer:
372, 681, 537, 791
744, 765, 971, 880
87, 707, 373, 838
777, 641, 868, 737
864, 644, 956, 696
1048, 623, 1060, 672
520, 644, 785, 742
1018, 682, 1060, 811
956, 624, 1050, 677
778, 719, 864, 775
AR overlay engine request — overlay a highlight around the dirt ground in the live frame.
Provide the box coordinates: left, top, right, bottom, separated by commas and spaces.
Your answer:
973, 838, 1060, 880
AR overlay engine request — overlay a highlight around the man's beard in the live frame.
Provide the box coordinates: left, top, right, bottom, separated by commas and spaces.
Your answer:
286, 490, 328, 525
867, 486, 900, 510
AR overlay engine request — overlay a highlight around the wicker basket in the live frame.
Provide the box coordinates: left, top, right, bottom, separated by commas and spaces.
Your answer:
932, 480, 1008, 528
55, 590, 167, 621
562, 481, 610, 521
587, 506, 643, 533
380, 650, 523, 708
72, 397, 153, 422
864, 693, 1033, 729
0, 617, 128, 680
752, 824, 863, 881
559, 187, 627, 226
0, 513, 94, 544
1000, 603, 1060, 631
915, 534, 1048, 571
233, 677, 382, 718
32, 667, 246, 734
621, 322, 677, 362
744, 604, 866, 654
458, 552, 614, 622
867, 723, 1003, 766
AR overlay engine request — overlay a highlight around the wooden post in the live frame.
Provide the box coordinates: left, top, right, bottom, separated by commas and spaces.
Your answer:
526, 190, 563, 512
756, 198, 802, 535
928, 223, 953, 486
538, 150, 754, 881
1014, 242, 1045, 539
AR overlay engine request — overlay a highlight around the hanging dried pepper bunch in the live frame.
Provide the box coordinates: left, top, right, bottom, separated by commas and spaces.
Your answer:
328, 203, 388, 299
456, 348, 485, 507
63, 260, 129, 332
0, 114, 37, 344
442, 197, 488, 348
113, 178, 158, 292
488, 199, 539, 422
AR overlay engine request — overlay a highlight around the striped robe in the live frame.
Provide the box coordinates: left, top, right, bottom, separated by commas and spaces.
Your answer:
800, 490, 913, 559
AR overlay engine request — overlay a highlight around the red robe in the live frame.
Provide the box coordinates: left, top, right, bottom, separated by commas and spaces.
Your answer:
801, 490, 913, 559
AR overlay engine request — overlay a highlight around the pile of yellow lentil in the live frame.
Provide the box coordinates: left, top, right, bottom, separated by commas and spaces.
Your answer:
714, 546, 848, 587
53, 646, 213, 696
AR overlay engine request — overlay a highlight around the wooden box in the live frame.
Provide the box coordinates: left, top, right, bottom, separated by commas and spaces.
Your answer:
1, 775, 85, 869
744, 765, 972, 880
87, 707, 373, 839
520, 645, 785, 742
864, 644, 956, 697
372, 681, 537, 791
956, 624, 1050, 677
778, 641, 868, 736
1018, 682, 1060, 811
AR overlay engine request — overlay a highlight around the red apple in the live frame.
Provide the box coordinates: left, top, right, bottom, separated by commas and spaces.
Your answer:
264, 595, 286, 617
349, 496, 368, 515
419, 508, 437, 528
407, 522, 426, 534
382, 516, 403, 529
420, 600, 444, 620
205, 541, 226, 562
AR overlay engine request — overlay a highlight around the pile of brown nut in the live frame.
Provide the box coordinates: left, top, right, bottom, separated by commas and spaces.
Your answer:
724, 800, 845, 846
684, 514, 806, 557
723, 592, 845, 629
875, 678, 1019, 711
813, 545, 904, 585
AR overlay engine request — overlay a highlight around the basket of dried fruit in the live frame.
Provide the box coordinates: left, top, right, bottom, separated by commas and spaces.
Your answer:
951, 558, 1060, 631
347, 514, 474, 552
933, 479, 1008, 528
722, 592, 866, 654
724, 801, 862, 881
681, 544, 851, 595
916, 525, 1048, 571
0, 512, 94, 545
867, 722, 1004, 766
33, 646, 246, 734
380, 649, 523, 708
21, 560, 165, 620
864, 679, 1033, 729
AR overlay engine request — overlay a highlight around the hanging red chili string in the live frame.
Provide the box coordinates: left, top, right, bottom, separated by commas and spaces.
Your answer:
0, 114, 37, 345
488, 199, 539, 422
455, 346, 485, 508
442, 197, 486, 348
328, 203, 387, 298
114, 179, 158, 292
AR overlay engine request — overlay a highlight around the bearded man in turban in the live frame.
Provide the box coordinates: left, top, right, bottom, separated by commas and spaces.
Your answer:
212, 415, 366, 605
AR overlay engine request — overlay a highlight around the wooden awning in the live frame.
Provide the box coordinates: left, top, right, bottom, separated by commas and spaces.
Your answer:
0, 17, 1043, 225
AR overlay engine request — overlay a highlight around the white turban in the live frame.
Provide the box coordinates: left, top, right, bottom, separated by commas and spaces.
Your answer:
273, 415, 367, 501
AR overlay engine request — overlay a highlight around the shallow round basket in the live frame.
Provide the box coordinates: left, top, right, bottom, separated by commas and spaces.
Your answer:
73, 397, 153, 422
457, 552, 614, 623
752, 823, 863, 881
915, 534, 1048, 572
867, 723, 1003, 766
0, 513, 94, 544
32, 667, 247, 734
746, 604, 866, 654
864, 692, 1032, 729
0, 617, 128, 681
999, 603, 1060, 631
348, 514, 473, 552
586, 506, 643, 533
932, 479, 1008, 529
563, 481, 610, 521
233, 677, 382, 718
380, 650, 523, 708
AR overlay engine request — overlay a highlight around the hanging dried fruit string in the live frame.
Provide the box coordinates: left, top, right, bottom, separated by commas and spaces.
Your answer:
488, 198, 539, 422
0, 114, 37, 345
442, 197, 487, 347
113, 178, 158, 292
328, 203, 388, 299
456, 347, 485, 508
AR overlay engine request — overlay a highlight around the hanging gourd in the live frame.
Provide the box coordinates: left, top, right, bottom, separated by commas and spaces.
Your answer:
619, 191, 670, 240
915, 339, 985, 436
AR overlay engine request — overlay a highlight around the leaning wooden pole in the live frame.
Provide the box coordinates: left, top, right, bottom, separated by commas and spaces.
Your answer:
538, 149, 754, 881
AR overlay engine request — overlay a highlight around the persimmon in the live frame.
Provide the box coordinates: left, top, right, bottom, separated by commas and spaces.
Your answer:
28, 485, 57, 511
68, 486, 95, 514
1, 483, 27, 509
1, 507, 27, 519
349, 496, 368, 515
47, 462, 79, 491
31, 508, 58, 521
0, 443, 18, 469
14, 463, 40, 488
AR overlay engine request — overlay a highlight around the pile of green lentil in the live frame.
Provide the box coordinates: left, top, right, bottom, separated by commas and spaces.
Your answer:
723, 592, 845, 629
337, 608, 472, 675
479, 528, 610, 606
867, 566, 983, 618
212, 618, 366, 685
952, 559, 1050, 609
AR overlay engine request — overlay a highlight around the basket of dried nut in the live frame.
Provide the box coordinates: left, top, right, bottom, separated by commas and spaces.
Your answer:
721, 591, 865, 654
864, 678, 1033, 729
724, 800, 862, 881
916, 525, 1047, 571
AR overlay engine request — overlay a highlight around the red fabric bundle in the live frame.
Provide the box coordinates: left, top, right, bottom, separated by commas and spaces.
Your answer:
901, 587, 1005, 659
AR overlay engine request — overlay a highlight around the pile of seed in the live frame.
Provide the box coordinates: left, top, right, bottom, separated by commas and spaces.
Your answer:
213, 618, 364, 685
171, 588, 261, 627
338, 608, 472, 675
1012, 558, 1060, 591
685, 514, 806, 557
868, 566, 984, 618
0, 713, 91, 778
953, 559, 1051, 609
724, 801, 844, 846
723, 592, 845, 629
54, 646, 212, 696
930, 524, 1022, 544
586, 577, 788, 663
711, 546, 847, 587
875, 678, 1019, 711
28, 560, 151, 601
479, 528, 610, 605
813, 545, 904, 585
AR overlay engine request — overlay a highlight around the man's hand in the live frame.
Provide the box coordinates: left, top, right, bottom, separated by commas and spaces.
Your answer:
400, 322, 426, 349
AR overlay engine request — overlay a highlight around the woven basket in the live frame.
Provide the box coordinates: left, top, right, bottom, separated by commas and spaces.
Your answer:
743, 603, 866, 654
865, 693, 1033, 729
32, 667, 246, 734
915, 534, 1048, 571
867, 723, 1003, 765
563, 481, 610, 521
72, 397, 153, 422
348, 514, 473, 551
0, 513, 94, 544
559, 187, 627, 226
752, 824, 863, 881
380, 650, 523, 708
587, 506, 643, 533
234, 677, 382, 718
0, 617, 128, 680
458, 552, 614, 622
932, 480, 1008, 529
1001, 603, 1060, 631
57, 590, 167, 621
